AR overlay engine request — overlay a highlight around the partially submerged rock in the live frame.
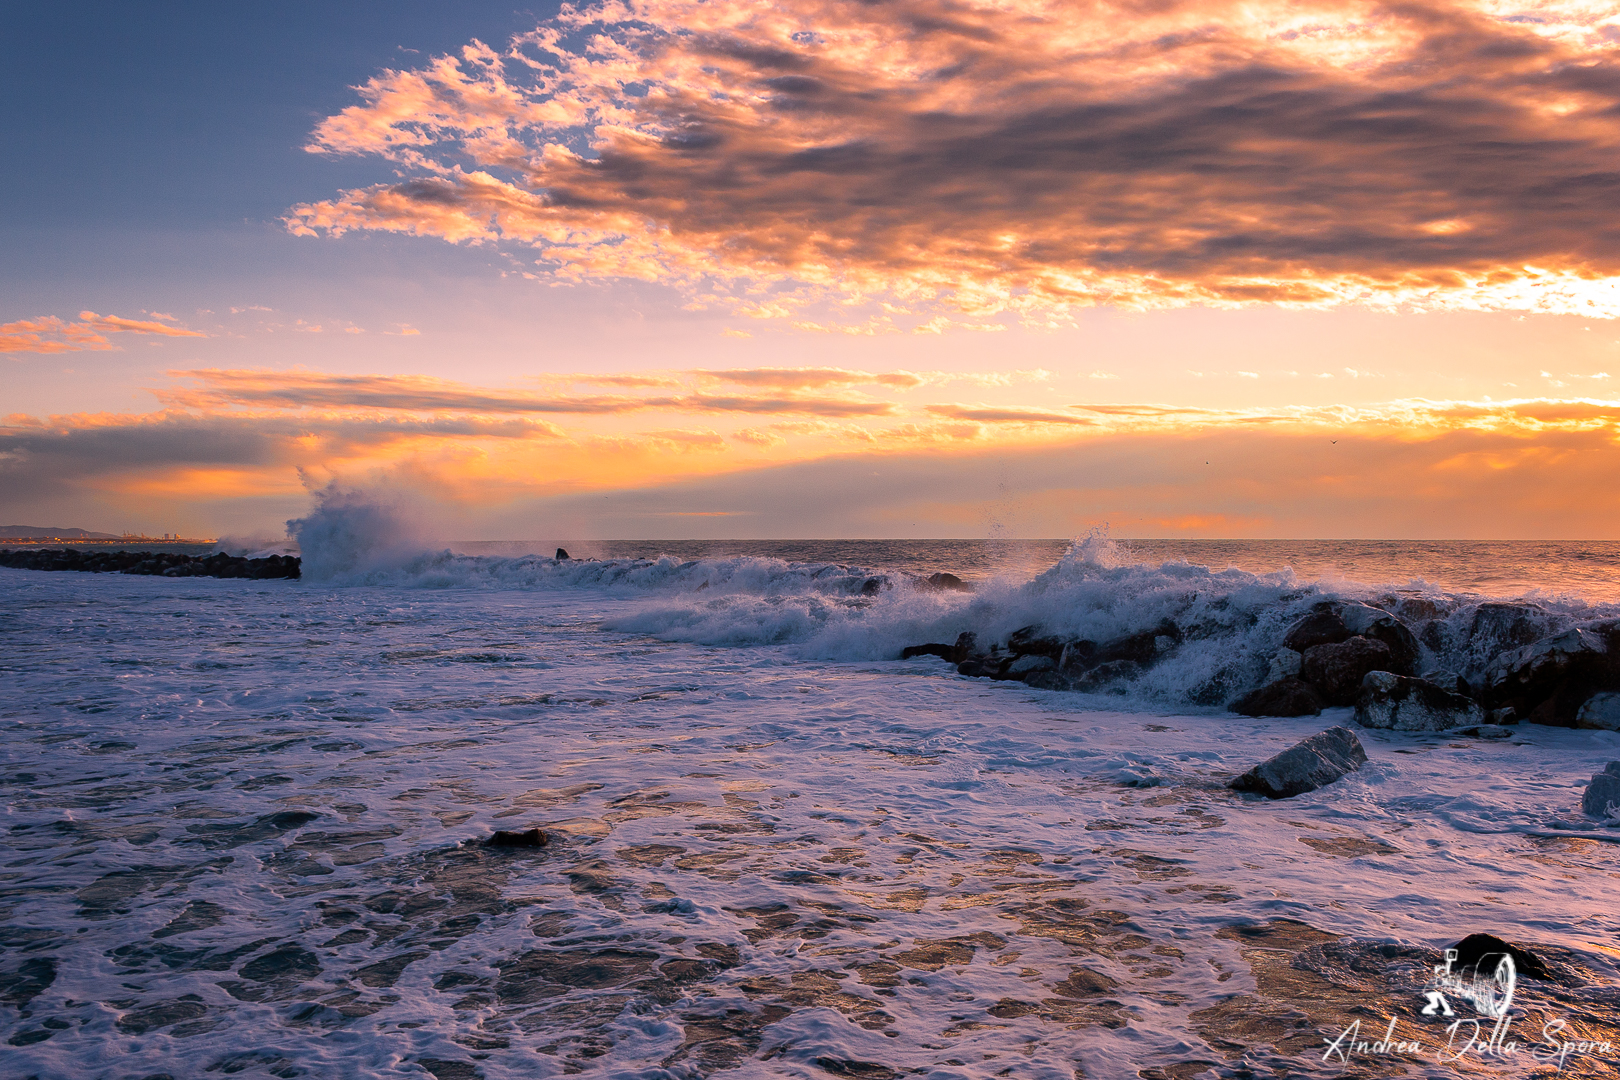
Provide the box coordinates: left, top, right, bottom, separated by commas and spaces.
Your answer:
1230, 678, 1323, 718
1228, 726, 1368, 799
486, 828, 549, 848
1450, 932, 1551, 981
1581, 762, 1620, 818
1355, 672, 1483, 732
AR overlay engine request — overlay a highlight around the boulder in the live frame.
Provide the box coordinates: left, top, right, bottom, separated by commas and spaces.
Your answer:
1577, 692, 1620, 730
1230, 677, 1323, 718
922, 572, 970, 592
1484, 627, 1617, 726
1282, 604, 1355, 654
1469, 602, 1554, 653
1007, 625, 1066, 659
1300, 637, 1396, 706
487, 827, 549, 848
1228, 726, 1368, 799
1354, 672, 1483, 732
1006, 654, 1055, 676
555, 548, 570, 560
1420, 669, 1471, 697
1266, 648, 1303, 682
1582, 762, 1620, 818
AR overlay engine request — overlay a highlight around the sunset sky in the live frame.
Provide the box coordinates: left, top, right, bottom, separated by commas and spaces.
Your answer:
4, 0, 1620, 540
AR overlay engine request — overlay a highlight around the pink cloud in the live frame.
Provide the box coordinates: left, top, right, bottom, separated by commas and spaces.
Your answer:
0, 312, 205, 355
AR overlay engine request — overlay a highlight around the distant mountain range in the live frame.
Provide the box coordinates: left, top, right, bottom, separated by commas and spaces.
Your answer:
0, 526, 121, 539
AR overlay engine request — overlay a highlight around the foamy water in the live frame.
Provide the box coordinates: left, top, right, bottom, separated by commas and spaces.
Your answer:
7, 517, 1620, 1078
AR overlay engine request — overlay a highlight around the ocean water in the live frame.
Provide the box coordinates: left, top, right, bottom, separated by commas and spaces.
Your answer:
8, 519, 1620, 1079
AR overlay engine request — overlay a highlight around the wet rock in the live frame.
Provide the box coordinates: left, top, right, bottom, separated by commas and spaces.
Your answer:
1284, 601, 1417, 675
1469, 602, 1555, 653
1300, 637, 1396, 706
1069, 659, 1142, 693
1007, 654, 1055, 677
355, 951, 429, 988
486, 827, 548, 848
1449, 725, 1514, 739
921, 572, 970, 592
0, 547, 300, 579
1581, 762, 1620, 818
496, 948, 662, 1003
900, 642, 961, 662
814, 1059, 901, 1079
1355, 672, 1483, 732
1008, 625, 1067, 659
1484, 626, 1618, 726
956, 656, 1010, 679
555, 548, 570, 560
1230, 678, 1323, 718
1266, 648, 1303, 682
1229, 726, 1367, 799
1451, 932, 1551, 981
1282, 604, 1354, 653
1420, 669, 1471, 697
1051, 967, 1119, 997
1578, 692, 1620, 730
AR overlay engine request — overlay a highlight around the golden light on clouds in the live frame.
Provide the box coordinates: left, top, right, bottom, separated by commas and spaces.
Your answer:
285, 0, 1620, 322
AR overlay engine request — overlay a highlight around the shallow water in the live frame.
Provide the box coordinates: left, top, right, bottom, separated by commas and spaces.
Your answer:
7, 560, 1620, 1079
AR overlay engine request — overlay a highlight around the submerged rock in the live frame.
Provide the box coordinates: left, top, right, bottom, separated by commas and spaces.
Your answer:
1229, 726, 1367, 799
920, 572, 970, 592
486, 828, 549, 848
1230, 677, 1323, 718
1300, 637, 1396, 706
1581, 762, 1620, 818
1450, 933, 1551, 981
1354, 672, 1483, 732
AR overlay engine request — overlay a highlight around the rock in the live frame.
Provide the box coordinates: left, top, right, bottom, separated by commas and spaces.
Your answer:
1300, 637, 1396, 706
1006, 654, 1055, 676
1266, 648, 1303, 682
1450, 933, 1551, 981
957, 656, 1010, 679
1228, 726, 1368, 799
1340, 605, 1420, 675
1576, 691, 1620, 730
1069, 659, 1142, 692
1282, 604, 1354, 653
1420, 669, 1471, 697
1057, 640, 1099, 675
1484, 627, 1617, 726
555, 548, 569, 560
1007, 625, 1066, 659
1230, 678, 1323, 718
921, 572, 970, 592
1354, 672, 1483, 732
487, 828, 549, 848
1469, 602, 1554, 653
901, 642, 959, 662
1581, 762, 1620, 818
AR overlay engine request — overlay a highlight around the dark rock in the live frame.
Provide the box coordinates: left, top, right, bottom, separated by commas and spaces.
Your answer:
1420, 669, 1471, 697
957, 656, 1010, 679
921, 572, 970, 592
1282, 605, 1354, 653
1229, 726, 1368, 799
1300, 637, 1396, 706
1230, 678, 1323, 718
0, 957, 56, 1008
487, 827, 548, 848
239, 946, 321, 983
1007, 625, 1066, 658
555, 548, 569, 560
1450, 933, 1551, 981
1056, 640, 1099, 675
1469, 602, 1554, 653
0, 547, 300, 580
1069, 659, 1142, 692
1581, 762, 1620, 818
1006, 654, 1055, 677
1484, 626, 1618, 726
1355, 672, 1483, 732
901, 642, 961, 662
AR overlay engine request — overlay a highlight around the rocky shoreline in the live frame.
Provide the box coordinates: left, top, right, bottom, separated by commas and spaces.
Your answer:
905, 596, 1620, 734
0, 547, 300, 579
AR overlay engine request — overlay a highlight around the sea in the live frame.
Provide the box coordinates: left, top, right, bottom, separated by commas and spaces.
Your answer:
7, 513, 1620, 1079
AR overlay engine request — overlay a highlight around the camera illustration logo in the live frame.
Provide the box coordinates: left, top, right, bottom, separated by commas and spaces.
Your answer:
1422, 947, 1516, 1020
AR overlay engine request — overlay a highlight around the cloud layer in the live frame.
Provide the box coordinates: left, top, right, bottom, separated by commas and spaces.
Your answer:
1, 312, 205, 354
287, 0, 1620, 318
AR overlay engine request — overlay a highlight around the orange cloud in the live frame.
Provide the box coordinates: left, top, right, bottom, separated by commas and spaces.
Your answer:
1, 311, 204, 354
287, 0, 1620, 319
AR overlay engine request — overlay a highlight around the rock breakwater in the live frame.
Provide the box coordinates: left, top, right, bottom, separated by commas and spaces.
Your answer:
0, 548, 300, 579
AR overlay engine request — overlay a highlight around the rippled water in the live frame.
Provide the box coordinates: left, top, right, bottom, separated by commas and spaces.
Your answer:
8, 551, 1620, 1078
